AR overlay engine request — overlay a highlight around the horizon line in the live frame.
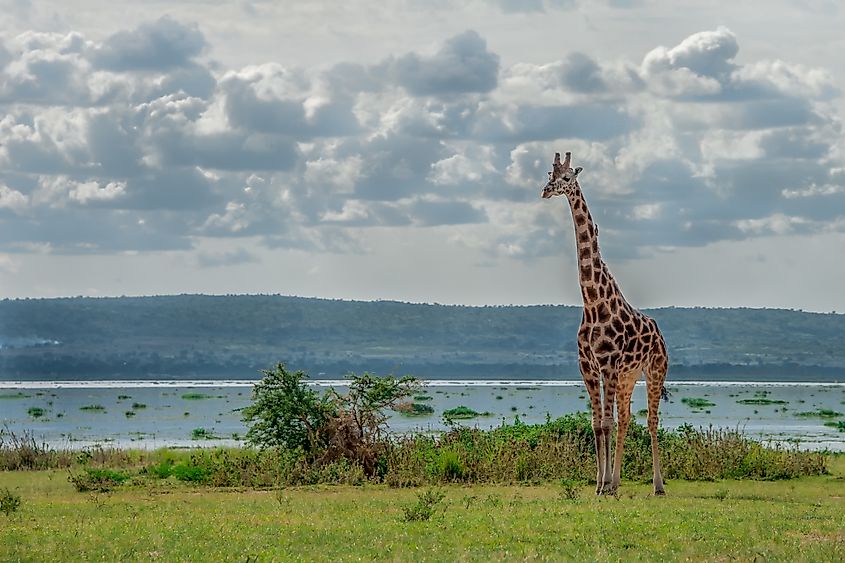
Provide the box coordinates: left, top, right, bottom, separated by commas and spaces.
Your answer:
1, 292, 841, 315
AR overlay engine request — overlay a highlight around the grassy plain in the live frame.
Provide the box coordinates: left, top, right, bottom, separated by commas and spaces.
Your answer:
1, 456, 843, 561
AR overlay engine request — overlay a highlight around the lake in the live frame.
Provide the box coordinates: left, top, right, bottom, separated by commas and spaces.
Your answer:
1, 380, 843, 451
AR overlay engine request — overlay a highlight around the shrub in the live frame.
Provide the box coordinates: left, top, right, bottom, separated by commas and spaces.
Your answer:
27, 407, 46, 418
1, 488, 21, 516
171, 463, 210, 483
401, 489, 445, 522
433, 450, 465, 482
69, 468, 130, 492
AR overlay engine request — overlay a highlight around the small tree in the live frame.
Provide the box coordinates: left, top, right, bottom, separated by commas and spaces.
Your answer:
242, 363, 335, 453
331, 373, 420, 446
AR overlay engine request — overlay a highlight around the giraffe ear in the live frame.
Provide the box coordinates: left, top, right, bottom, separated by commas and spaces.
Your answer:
573, 166, 583, 178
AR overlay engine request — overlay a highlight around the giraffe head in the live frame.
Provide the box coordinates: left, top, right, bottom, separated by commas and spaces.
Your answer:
541, 151, 583, 199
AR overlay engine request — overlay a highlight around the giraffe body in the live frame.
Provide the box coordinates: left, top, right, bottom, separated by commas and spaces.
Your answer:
542, 152, 668, 495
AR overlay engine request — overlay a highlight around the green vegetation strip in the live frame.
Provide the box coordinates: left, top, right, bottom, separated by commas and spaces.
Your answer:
181, 393, 219, 400
442, 406, 492, 419
796, 409, 843, 418
0, 392, 30, 400
0, 467, 843, 561
823, 420, 845, 432
737, 398, 788, 405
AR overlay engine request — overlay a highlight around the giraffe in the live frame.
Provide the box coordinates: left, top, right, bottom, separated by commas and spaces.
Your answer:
541, 151, 668, 495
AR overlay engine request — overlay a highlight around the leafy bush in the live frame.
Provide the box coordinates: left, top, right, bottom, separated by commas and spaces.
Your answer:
401, 489, 445, 522
69, 468, 130, 492
27, 407, 46, 418
1, 488, 21, 516
171, 463, 210, 483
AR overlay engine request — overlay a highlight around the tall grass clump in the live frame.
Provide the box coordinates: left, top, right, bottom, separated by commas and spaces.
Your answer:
0, 427, 71, 470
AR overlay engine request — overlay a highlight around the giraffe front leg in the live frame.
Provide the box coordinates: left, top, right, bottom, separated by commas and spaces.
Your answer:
600, 371, 617, 495
585, 387, 604, 495
610, 379, 636, 493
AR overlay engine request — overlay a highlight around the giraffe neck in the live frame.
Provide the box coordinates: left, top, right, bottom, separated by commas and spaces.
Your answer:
565, 185, 609, 305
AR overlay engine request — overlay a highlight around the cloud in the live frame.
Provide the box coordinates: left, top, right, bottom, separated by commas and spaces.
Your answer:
68, 180, 126, 205
221, 63, 360, 137
410, 199, 488, 226
386, 30, 500, 97
0, 183, 28, 212
0, 18, 843, 266
91, 16, 206, 71
196, 247, 259, 268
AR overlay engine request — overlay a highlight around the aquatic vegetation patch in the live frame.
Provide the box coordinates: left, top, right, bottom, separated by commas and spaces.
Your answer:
682, 397, 716, 409
0, 392, 30, 400
130, 403, 147, 410
442, 406, 492, 419
79, 405, 106, 412
27, 407, 46, 418
822, 420, 845, 432
181, 393, 216, 400
796, 409, 842, 418
394, 402, 435, 416
191, 428, 221, 440
737, 398, 788, 405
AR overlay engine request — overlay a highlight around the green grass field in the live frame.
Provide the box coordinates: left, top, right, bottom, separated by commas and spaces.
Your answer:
2, 457, 843, 561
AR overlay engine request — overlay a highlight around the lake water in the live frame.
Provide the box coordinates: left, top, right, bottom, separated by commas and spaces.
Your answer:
1, 380, 844, 451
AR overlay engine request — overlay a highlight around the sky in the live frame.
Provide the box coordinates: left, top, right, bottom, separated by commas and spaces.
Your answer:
1, 0, 844, 311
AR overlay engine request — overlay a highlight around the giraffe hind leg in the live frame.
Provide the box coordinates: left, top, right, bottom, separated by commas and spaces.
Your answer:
646, 349, 668, 496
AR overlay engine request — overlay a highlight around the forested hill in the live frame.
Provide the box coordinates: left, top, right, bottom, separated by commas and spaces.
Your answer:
1, 295, 843, 381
